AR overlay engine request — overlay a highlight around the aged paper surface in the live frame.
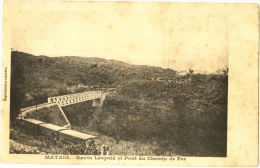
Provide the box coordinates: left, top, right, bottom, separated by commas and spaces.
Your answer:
1, 1, 258, 167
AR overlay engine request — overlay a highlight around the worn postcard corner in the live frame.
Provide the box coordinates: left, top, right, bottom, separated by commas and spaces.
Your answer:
1, 1, 259, 167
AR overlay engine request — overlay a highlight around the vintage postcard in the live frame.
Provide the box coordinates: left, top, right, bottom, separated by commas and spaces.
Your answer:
1, 1, 258, 167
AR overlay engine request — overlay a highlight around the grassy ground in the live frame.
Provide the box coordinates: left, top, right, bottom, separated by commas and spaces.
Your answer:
10, 127, 66, 154
73, 126, 177, 156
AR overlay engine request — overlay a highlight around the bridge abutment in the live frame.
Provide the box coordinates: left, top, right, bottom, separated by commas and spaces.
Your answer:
93, 98, 102, 107
92, 93, 107, 107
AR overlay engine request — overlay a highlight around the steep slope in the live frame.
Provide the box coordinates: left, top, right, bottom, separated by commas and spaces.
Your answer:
11, 51, 176, 87
11, 51, 177, 107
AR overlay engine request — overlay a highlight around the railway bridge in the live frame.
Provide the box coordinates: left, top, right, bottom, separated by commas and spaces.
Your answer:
20, 90, 108, 129
47, 91, 106, 107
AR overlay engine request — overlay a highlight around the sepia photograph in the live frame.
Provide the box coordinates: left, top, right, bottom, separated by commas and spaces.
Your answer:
9, 1, 229, 157
1, 1, 258, 166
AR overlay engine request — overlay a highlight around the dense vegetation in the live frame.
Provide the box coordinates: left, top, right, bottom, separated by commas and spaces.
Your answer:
11, 51, 177, 108
62, 75, 227, 156
10, 51, 227, 156
10, 54, 26, 123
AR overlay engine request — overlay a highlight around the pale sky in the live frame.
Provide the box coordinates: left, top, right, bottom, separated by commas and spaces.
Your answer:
11, 2, 228, 71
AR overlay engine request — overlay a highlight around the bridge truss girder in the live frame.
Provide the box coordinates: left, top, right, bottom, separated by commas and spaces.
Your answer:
48, 91, 102, 107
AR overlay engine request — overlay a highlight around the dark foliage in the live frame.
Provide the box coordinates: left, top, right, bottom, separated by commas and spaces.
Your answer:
66, 75, 227, 156
10, 54, 26, 123
11, 51, 177, 108
11, 51, 227, 156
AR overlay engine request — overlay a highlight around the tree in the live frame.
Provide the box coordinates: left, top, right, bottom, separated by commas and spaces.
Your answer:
30, 75, 50, 112
189, 69, 194, 74
10, 54, 26, 123
223, 67, 228, 75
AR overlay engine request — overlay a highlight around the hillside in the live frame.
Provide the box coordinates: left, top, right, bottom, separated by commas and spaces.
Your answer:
11, 51, 177, 107
25, 105, 69, 127
10, 51, 227, 156
62, 75, 227, 156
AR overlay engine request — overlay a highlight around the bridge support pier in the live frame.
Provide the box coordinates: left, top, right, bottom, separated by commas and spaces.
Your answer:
93, 98, 103, 107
